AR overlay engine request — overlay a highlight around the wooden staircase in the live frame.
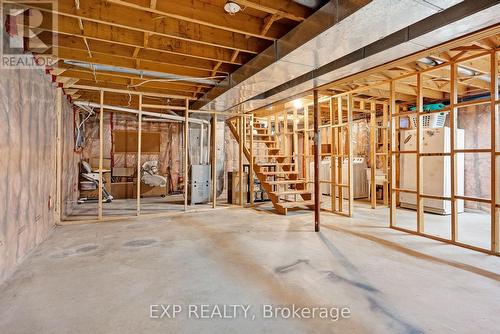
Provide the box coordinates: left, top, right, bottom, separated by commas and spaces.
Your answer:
227, 118, 315, 215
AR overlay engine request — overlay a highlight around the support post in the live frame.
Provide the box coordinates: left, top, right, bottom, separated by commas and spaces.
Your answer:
389, 80, 397, 227
304, 107, 310, 191
239, 116, 244, 206
283, 110, 288, 157
137, 94, 142, 216
293, 108, 299, 176
347, 94, 354, 217
184, 99, 189, 211
249, 114, 254, 206
370, 101, 377, 209
98, 90, 104, 220
212, 113, 217, 208
382, 103, 389, 205
416, 73, 424, 233
450, 63, 458, 241
336, 97, 343, 211
329, 98, 335, 212
313, 90, 320, 232
490, 50, 499, 253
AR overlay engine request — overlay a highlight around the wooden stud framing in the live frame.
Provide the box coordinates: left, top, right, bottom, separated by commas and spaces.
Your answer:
329, 98, 336, 213
382, 103, 389, 206
293, 108, 299, 176
239, 116, 245, 207
416, 72, 424, 233
249, 114, 254, 207
491, 50, 499, 253
184, 99, 189, 211
370, 101, 377, 209
450, 62, 458, 241
212, 113, 217, 209
336, 97, 343, 212
98, 90, 104, 220
383, 50, 500, 255
304, 106, 310, 192
313, 90, 320, 232
137, 93, 143, 216
347, 94, 354, 217
389, 80, 397, 227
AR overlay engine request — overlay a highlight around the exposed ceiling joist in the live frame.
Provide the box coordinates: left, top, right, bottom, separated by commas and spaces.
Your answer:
29, 0, 265, 54
106, 0, 285, 40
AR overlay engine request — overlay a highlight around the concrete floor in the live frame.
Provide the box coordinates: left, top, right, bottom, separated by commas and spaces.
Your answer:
1, 205, 499, 333
66, 194, 232, 220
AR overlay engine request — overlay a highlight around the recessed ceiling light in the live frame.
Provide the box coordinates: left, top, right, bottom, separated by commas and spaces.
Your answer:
224, 1, 241, 15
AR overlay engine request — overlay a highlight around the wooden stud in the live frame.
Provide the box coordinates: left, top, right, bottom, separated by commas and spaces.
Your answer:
212, 113, 217, 209
389, 80, 397, 227
450, 62, 458, 241
304, 106, 310, 192
239, 117, 244, 206
136, 93, 142, 216
370, 101, 377, 209
313, 90, 320, 232
347, 94, 354, 217
98, 90, 104, 220
382, 103, 389, 206
284, 110, 288, 157
336, 97, 343, 212
184, 99, 189, 211
416, 73, 424, 233
293, 108, 299, 176
249, 114, 254, 207
329, 98, 335, 213
490, 50, 499, 253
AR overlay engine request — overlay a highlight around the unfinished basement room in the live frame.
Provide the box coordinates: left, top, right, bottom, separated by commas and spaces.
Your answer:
1, 1, 500, 333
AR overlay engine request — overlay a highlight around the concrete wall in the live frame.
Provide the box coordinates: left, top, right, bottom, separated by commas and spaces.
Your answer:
0, 66, 64, 282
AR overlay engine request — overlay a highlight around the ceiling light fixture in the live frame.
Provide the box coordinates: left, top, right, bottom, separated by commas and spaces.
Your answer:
293, 99, 303, 109
224, 1, 241, 15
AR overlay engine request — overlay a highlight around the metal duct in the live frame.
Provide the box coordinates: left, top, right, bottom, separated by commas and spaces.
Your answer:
292, 0, 329, 9
193, 0, 500, 113
64, 60, 220, 86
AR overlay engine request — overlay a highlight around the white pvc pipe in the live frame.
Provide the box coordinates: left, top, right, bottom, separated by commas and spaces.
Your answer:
74, 101, 209, 125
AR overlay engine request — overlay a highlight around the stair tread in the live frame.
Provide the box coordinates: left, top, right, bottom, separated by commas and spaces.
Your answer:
256, 162, 295, 166
255, 155, 293, 158
267, 179, 305, 185
277, 200, 315, 208
271, 190, 311, 196
260, 171, 298, 175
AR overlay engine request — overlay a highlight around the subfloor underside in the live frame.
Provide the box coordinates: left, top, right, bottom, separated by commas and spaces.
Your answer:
0, 205, 499, 333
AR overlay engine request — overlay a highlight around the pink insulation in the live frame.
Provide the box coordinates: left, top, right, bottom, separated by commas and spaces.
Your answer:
0, 66, 71, 282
